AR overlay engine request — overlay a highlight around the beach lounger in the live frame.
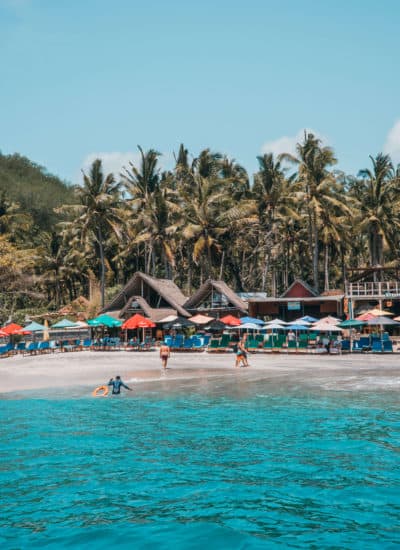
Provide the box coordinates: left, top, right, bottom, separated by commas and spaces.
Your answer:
383, 340, 393, 353
287, 340, 297, 353
38, 341, 50, 354
371, 340, 383, 353
246, 338, 259, 352
82, 338, 92, 350
341, 340, 350, 352
297, 340, 309, 353
16, 342, 26, 354
24, 342, 38, 356
263, 339, 273, 353
208, 339, 221, 352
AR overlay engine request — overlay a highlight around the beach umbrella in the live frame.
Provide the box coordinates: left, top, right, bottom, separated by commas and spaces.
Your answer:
312, 316, 340, 326
189, 314, 215, 325
313, 324, 343, 332
121, 314, 153, 329
239, 316, 264, 326
338, 319, 365, 352
264, 318, 287, 325
2, 323, 31, 335
238, 322, 261, 330
219, 314, 241, 326
356, 312, 375, 321
338, 319, 366, 328
293, 318, 312, 325
203, 319, 227, 331
24, 321, 46, 331
300, 315, 319, 323
51, 318, 79, 329
263, 322, 286, 330
163, 316, 194, 329
366, 316, 400, 326
0, 329, 8, 338
157, 314, 178, 323
365, 308, 394, 316
285, 323, 309, 331
88, 314, 122, 328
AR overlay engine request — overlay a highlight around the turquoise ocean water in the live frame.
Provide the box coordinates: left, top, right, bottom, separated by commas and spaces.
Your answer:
1, 377, 400, 549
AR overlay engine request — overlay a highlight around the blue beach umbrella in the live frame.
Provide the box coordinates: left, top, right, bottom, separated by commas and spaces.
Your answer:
285, 323, 309, 331
24, 321, 46, 331
51, 318, 79, 329
299, 315, 319, 323
240, 316, 264, 326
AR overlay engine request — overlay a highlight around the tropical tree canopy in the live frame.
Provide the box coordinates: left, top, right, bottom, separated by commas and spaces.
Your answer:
1, 137, 400, 320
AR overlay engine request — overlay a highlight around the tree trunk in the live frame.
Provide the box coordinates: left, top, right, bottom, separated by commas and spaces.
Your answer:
219, 250, 225, 280
262, 251, 269, 292
312, 217, 319, 291
324, 242, 329, 292
97, 228, 106, 309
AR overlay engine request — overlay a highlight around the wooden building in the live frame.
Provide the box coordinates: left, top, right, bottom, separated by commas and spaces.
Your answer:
102, 272, 190, 322
184, 279, 248, 318
345, 266, 400, 317
102, 273, 248, 322
247, 279, 344, 321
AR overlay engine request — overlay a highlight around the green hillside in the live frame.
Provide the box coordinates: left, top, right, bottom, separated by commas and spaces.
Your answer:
0, 152, 76, 231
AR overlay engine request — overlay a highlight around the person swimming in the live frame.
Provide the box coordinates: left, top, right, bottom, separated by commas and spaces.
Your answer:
107, 375, 132, 394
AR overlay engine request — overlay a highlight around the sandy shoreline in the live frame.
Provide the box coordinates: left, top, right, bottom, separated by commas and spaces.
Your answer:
1, 350, 400, 395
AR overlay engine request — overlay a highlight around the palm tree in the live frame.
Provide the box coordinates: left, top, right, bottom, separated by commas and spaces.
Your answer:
357, 153, 400, 268
253, 153, 297, 293
122, 148, 180, 277
58, 159, 123, 308
282, 132, 338, 291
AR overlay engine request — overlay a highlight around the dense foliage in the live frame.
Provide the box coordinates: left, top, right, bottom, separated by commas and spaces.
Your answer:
1, 133, 400, 316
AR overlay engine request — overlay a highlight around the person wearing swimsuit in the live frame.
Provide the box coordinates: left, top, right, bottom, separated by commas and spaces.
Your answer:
107, 375, 132, 394
160, 343, 170, 369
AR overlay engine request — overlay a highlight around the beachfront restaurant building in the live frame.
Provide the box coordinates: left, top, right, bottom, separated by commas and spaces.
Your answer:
101, 272, 248, 323
247, 279, 344, 322
102, 272, 190, 322
345, 266, 400, 317
184, 279, 248, 318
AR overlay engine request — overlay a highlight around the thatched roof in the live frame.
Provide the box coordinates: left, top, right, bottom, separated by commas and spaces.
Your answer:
120, 295, 178, 323
102, 272, 189, 318
184, 279, 248, 313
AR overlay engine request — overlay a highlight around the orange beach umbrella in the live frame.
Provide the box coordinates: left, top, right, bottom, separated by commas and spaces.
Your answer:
220, 315, 241, 326
122, 314, 155, 329
2, 323, 31, 335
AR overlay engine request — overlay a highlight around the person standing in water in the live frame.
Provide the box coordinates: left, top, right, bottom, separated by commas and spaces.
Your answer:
107, 375, 132, 394
159, 342, 170, 369
235, 338, 249, 367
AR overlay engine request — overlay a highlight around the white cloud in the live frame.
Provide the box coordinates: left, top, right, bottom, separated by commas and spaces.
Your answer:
77, 150, 174, 184
383, 120, 400, 163
81, 151, 141, 179
261, 128, 328, 157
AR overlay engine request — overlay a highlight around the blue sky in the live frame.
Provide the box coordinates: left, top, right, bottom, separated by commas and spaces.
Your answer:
1, 0, 400, 183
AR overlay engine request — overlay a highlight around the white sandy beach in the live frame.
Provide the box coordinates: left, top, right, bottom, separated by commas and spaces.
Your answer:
2, 350, 400, 395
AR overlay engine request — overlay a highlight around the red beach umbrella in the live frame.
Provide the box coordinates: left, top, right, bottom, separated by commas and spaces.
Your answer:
121, 314, 156, 329
220, 315, 241, 326
2, 323, 31, 335
355, 312, 375, 321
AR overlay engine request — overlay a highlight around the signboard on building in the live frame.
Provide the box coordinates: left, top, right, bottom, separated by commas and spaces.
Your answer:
287, 301, 301, 311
